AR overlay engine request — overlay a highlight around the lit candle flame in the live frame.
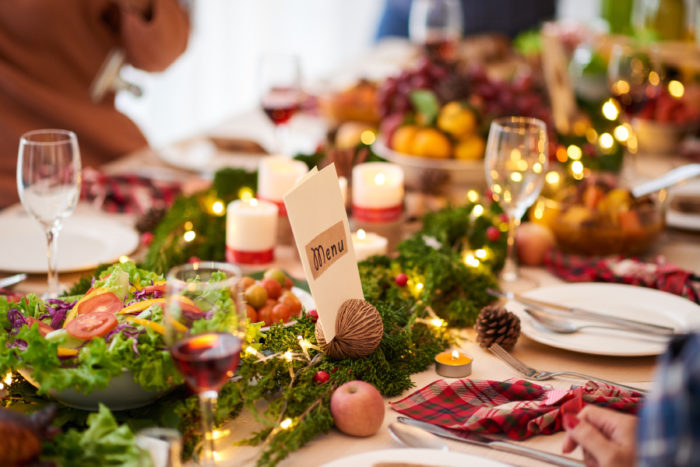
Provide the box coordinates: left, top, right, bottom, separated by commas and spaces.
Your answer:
374, 173, 386, 185
451, 350, 460, 360
357, 229, 366, 240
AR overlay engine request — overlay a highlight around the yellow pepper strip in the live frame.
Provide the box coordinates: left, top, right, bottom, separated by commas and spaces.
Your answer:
166, 315, 189, 334
63, 288, 110, 327
126, 317, 166, 335
119, 298, 165, 314
57, 347, 79, 357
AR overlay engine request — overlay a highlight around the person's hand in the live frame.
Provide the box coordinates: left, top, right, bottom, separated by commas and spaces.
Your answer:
561, 405, 637, 467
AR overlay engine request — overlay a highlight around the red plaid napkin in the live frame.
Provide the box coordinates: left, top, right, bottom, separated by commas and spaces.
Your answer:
390, 379, 642, 440
80, 168, 181, 215
545, 249, 700, 304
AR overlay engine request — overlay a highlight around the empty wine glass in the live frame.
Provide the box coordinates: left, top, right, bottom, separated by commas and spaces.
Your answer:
258, 53, 302, 154
485, 117, 548, 291
409, 0, 463, 62
164, 262, 245, 466
17, 129, 81, 298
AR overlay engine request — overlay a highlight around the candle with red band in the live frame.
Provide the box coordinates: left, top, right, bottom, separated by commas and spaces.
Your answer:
257, 156, 308, 216
226, 199, 277, 265
352, 162, 404, 223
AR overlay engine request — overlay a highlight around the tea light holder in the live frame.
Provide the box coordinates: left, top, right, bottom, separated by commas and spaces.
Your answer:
435, 349, 472, 378
351, 229, 388, 262
257, 155, 308, 245
226, 198, 278, 265
352, 162, 404, 251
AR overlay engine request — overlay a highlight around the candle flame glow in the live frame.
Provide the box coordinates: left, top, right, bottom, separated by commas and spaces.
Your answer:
249, 198, 259, 207
374, 173, 386, 185
451, 350, 460, 359
356, 229, 366, 240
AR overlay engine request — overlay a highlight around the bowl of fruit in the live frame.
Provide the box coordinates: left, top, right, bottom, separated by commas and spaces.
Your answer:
631, 88, 699, 154
533, 173, 665, 256
240, 268, 314, 329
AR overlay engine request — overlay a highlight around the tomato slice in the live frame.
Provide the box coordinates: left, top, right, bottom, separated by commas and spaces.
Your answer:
65, 312, 118, 339
142, 284, 166, 295
25, 317, 53, 337
76, 292, 123, 315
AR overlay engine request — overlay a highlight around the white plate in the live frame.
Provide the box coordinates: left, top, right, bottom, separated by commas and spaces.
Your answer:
508, 283, 700, 357
259, 287, 315, 331
667, 179, 700, 231
19, 368, 169, 411
0, 214, 139, 273
321, 448, 508, 467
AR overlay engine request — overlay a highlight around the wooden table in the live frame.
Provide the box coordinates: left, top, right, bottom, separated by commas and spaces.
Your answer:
4, 110, 699, 466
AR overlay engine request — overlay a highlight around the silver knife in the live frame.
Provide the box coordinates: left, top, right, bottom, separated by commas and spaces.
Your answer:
397, 417, 582, 467
0, 273, 27, 289
487, 288, 676, 336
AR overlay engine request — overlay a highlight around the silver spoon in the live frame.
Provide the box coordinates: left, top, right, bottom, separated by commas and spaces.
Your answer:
524, 308, 671, 341
631, 163, 700, 198
388, 422, 449, 451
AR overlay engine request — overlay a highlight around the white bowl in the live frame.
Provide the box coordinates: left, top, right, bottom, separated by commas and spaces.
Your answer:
19, 368, 170, 411
372, 137, 485, 201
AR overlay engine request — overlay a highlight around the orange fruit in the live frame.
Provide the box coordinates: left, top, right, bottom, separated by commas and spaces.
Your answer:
437, 102, 477, 138
390, 125, 419, 154
411, 128, 452, 158
454, 135, 485, 160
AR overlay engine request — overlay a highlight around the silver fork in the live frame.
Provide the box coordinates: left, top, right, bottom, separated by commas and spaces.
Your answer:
489, 343, 648, 394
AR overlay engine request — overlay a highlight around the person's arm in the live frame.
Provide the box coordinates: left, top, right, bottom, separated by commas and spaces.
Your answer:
561, 405, 637, 467
115, 0, 190, 72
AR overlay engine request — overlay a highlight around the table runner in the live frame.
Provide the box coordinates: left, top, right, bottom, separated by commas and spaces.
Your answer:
390, 378, 642, 440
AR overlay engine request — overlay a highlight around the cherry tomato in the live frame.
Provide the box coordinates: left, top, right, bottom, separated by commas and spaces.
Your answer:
25, 317, 53, 337
272, 303, 292, 323
142, 284, 166, 295
65, 312, 118, 339
258, 305, 274, 326
76, 292, 123, 315
279, 291, 302, 317
261, 278, 282, 300
245, 304, 258, 322
238, 277, 256, 291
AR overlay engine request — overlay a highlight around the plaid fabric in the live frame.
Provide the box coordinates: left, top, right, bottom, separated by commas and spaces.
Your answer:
80, 168, 181, 214
545, 249, 700, 304
390, 379, 642, 440
637, 332, 700, 466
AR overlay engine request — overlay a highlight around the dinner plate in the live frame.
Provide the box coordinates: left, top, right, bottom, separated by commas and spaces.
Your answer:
259, 287, 315, 331
666, 179, 700, 231
0, 214, 139, 273
321, 448, 508, 467
507, 283, 700, 357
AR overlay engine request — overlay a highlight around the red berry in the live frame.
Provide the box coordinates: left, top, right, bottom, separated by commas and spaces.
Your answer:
499, 213, 509, 223
487, 226, 501, 242
188, 256, 201, 264
140, 232, 154, 246
314, 370, 330, 384
307, 309, 319, 322
394, 273, 408, 287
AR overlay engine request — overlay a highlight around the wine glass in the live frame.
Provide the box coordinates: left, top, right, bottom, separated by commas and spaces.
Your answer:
258, 53, 302, 155
485, 117, 548, 291
408, 0, 463, 63
164, 262, 245, 466
608, 42, 661, 117
17, 129, 81, 298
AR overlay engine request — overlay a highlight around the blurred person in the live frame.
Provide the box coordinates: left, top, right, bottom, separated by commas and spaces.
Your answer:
0, 0, 190, 208
375, 0, 556, 40
561, 332, 700, 466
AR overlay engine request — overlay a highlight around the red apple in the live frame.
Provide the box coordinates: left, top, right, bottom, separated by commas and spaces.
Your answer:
330, 381, 385, 437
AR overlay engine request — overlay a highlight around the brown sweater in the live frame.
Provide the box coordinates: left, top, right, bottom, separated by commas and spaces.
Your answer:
0, 0, 189, 207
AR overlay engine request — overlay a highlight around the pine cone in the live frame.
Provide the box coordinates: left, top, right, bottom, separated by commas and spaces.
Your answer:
475, 304, 521, 351
135, 206, 167, 233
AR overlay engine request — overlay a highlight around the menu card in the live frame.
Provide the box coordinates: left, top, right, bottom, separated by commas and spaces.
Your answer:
283, 164, 364, 341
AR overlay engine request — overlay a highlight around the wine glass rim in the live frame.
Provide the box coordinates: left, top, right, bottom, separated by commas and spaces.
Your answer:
166, 261, 242, 287
490, 116, 546, 133
20, 129, 77, 145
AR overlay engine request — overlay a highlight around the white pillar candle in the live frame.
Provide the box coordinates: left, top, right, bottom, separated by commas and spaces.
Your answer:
257, 156, 308, 215
352, 162, 404, 222
226, 199, 278, 264
351, 229, 388, 262
338, 176, 348, 207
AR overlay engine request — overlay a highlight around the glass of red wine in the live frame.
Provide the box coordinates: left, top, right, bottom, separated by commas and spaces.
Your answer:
608, 43, 661, 117
408, 0, 463, 63
164, 262, 245, 466
258, 53, 302, 154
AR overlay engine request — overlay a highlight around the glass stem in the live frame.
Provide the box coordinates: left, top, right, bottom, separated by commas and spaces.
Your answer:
274, 124, 289, 155
199, 390, 218, 466
45, 226, 60, 298
501, 213, 521, 283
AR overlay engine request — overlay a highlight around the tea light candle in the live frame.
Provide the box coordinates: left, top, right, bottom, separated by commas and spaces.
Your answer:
352, 162, 404, 222
435, 350, 472, 378
258, 156, 308, 216
351, 229, 388, 262
226, 198, 278, 264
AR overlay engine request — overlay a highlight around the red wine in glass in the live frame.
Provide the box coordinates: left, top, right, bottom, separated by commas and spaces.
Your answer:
423, 34, 458, 63
171, 332, 241, 393
261, 87, 299, 126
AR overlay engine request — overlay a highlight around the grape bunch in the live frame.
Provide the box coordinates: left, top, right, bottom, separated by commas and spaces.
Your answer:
377, 57, 449, 118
